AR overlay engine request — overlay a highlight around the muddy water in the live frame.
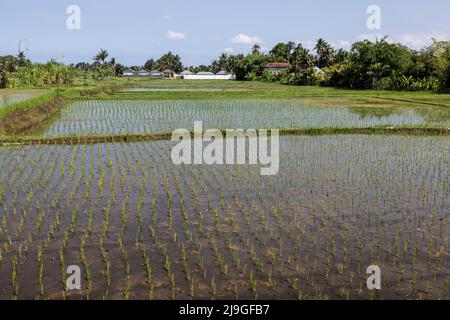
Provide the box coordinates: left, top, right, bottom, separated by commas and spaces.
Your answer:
0, 135, 448, 299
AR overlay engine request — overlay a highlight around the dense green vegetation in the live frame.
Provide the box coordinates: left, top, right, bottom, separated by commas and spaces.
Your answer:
220, 38, 450, 91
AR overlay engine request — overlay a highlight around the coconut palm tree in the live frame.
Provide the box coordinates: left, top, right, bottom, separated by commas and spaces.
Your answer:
314, 38, 335, 68
94, 49, 109, 64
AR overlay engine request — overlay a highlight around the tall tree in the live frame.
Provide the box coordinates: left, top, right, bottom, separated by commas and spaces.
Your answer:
94, 49, 109, 64
270, 42, 295, 62
154, 52, 183, 73
314, 38, 335, 68
251, 44, 261, 55
144, 59, 155, 71
289, 44, 316, 84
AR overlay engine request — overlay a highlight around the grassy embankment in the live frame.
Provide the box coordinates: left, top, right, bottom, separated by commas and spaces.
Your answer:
0, 80, 130, 135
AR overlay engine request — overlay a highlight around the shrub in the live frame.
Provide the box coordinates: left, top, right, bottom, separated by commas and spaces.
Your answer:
0, 68, 7, 88
16, 62, 76, 87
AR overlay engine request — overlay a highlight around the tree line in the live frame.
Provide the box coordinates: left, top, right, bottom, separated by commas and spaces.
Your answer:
222, 38, 450, 91
1, 37, 449, 91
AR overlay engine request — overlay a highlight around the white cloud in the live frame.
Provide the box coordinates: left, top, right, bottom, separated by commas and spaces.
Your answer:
223, 47, 234, 53
356, 31, 450, 49
394, 31, 450, 49
231, 33, 263, 45
337, 40, 351, 49
301, 40, 316, 50
166, 30, 186, 40
162, 15, 171, 20
357, 33, 385, 42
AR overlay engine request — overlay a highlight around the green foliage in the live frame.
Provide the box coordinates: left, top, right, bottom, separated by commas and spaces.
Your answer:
320, 38, 448, 91
16, 62, 76, 87
432, 40, 450, 88
232, 53, 269, 81
93, 49, 109, 64
269, 42, 296, 62
222, 37, 449, 91
144, 59, 155, 71
153, 52, 183, 73
315, 38, 335, 68
0, 67, 7, 88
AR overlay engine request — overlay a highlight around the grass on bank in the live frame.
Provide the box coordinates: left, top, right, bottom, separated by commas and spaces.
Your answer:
0, 90, 59, 120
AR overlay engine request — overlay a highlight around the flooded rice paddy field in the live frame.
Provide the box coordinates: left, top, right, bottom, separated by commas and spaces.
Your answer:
0, 90, 45, 108
0, 135, 448, 299
120, 88, 244, 92
34, 100, 449, 136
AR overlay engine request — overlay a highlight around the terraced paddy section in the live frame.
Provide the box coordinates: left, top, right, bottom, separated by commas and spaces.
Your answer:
120, 88, 247, 92
30, 99, 450, 137
0, 90, 46, 108
0, 135, 448, 300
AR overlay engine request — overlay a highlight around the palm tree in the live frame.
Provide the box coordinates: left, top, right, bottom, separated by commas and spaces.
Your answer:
94, 49, 109, 64
314, 39, 335, 68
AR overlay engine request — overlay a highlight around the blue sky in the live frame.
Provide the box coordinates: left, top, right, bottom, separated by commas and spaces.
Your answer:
1, 0, 449, 66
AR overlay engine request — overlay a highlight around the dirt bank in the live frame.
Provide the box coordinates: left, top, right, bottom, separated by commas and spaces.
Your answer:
0, 96, 64, 135
0, 127, 448, 146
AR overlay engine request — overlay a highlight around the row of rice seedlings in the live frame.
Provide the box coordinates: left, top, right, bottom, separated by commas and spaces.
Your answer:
41, 99, 444, 137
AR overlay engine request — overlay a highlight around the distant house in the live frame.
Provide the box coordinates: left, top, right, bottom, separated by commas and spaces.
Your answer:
197, 71, 215, 76
163, 69, 177, 79
137, 69, 150, 77
216, 70, 229, 75
264, 62, 291, 73
184, 71, 236, 80
122, 69, 135, 77
149, 70, 163, 78
180, 70, 194, 76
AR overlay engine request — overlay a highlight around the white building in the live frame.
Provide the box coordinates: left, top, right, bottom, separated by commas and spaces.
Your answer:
137, 69, 150, 77
123, 69, 135, 77
180, 70, 194, 76
149, 70, 163, 78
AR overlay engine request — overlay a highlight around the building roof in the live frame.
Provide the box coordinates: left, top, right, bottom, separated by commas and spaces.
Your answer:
123, 69, 135, 73
314, 67, 325, 74
163, 69, 175, 73
216, 70, 229, 75
180, 70, 194, 75
150, 70, 162, 74
138, 69, 149, 74
265, 62, 291, 69
196, 71, 215, 75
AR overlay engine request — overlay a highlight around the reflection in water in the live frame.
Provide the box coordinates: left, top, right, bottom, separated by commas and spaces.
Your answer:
348, 106, 450, 123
